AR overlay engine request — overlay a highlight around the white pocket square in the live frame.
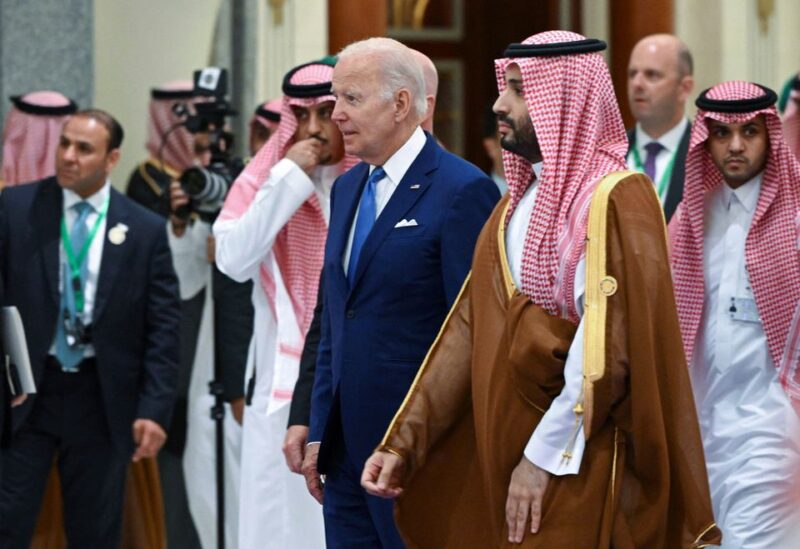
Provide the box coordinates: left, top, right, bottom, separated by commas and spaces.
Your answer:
394, 219, 419, 228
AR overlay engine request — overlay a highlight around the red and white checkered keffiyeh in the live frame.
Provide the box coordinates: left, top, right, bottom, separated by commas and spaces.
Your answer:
146, 80, 197, 172
782, 76, 800, 162
2, 91, 75, 186
218, 63, 357, 337
669, 80, 800, 405
496, 30, 628, 323
250, 98, 282, 136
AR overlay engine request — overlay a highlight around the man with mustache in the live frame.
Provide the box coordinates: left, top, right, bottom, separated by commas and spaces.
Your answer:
626, 34, 694, 221
670, 81, 800, 547
214, 60, 354, 549
0, 109, 180, 547
362, 31, 720, 547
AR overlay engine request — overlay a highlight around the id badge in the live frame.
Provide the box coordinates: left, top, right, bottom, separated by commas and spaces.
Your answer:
729, 296, 761, 323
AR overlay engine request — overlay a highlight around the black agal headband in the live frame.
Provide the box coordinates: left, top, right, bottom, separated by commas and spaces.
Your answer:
150, 88, 195, 100
255, 104, 281, 123
282, 62, 333, 99
503, 38, 606, 58
10, 95, 78, 116
695, 84, 778, 113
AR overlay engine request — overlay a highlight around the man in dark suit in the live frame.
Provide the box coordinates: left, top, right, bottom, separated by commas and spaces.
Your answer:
0, 109, 180, 547
626, 34, 695, 221
301, 37, 499, 548
283, 49, 440, 475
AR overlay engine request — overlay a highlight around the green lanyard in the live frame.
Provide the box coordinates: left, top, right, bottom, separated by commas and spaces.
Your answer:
60, 197, 109, 313
630, 141, 677, 202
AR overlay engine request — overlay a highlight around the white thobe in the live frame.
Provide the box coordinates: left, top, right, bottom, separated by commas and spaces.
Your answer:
691, 175, 800, 548
214, 158, 337, 549
505, 163, 587, 476
174, 220, 243, 549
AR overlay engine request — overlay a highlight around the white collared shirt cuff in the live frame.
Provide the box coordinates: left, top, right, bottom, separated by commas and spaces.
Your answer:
524, 427, 585, 476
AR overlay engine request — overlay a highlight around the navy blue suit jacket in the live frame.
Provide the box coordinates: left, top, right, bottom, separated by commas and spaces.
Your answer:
0, 177, 180, 455
309, 134, 500, 471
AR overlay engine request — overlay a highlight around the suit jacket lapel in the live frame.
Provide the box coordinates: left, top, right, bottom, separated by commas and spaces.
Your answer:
329, 163, 369, 297
664, 123, 692, 220
93, 189, 129, 322
348, 136, 438, 292
31, 178, 63, 307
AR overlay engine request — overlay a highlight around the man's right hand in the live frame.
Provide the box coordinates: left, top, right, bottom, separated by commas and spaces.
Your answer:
283, 425, 309, 474
505, 456, 551, 544
301, 442, 324, 504
285, 138, 322, 176
169, 180, 189, 236
361, 451, 405, 499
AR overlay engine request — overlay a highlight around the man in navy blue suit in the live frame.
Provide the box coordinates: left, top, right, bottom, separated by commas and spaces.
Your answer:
301, 37, 499, 547
0, 109, 180, 547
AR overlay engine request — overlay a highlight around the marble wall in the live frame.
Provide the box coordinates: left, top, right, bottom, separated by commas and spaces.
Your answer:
0, 0, 94, 165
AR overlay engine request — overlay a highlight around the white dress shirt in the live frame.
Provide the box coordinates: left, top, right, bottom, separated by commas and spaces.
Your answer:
691, 174, 800, 548
505, 162, 587, 476
342, 126, 426, 273
626, 118, 689, 201
51, 181, 111, 356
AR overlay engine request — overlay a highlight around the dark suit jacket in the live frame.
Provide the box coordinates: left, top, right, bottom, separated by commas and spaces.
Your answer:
626, 123, 691, 222
0, 318, 7, 452
0, 176, 181, 455
287, 271, 323, 427
309, 134, 500, 472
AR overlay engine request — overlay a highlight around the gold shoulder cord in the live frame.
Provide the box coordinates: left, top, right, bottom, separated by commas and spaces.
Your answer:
139, 158, 182, 197
137, 162, 163, 196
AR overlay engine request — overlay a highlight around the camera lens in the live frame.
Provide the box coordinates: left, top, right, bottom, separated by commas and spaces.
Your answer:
180, 167, 208, 195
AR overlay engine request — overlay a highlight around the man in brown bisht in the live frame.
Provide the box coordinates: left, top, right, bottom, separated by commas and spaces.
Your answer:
361, 30, 722, 548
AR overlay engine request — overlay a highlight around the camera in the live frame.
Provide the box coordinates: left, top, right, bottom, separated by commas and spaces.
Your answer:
172, 67, 244, 222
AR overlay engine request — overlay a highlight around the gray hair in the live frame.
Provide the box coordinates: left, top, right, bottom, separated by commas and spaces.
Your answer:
338, 37, 428, 120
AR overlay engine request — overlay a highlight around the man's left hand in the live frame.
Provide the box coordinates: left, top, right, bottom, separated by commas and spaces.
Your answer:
505, 455, 551, 544
132, 419, 167, 462
361, 451, 405, 499
10, 393, 27, 407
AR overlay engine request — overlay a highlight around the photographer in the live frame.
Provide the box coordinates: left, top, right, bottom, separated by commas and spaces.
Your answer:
156, 69, 254, 549
127, 81, 204, 218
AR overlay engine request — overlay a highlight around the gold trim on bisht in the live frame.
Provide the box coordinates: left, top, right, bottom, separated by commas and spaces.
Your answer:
497, 199, 516, 299
581, 171, 635, 436
380, 272, 472, 450
693, 522, 720, 548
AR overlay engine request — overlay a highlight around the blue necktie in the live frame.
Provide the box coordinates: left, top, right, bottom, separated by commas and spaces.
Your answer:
347, 166, 385, 285
55, 201, 92, 372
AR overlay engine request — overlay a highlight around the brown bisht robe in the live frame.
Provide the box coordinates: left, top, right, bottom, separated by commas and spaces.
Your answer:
378, 172, 722, 548
31, 460, 167, 549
